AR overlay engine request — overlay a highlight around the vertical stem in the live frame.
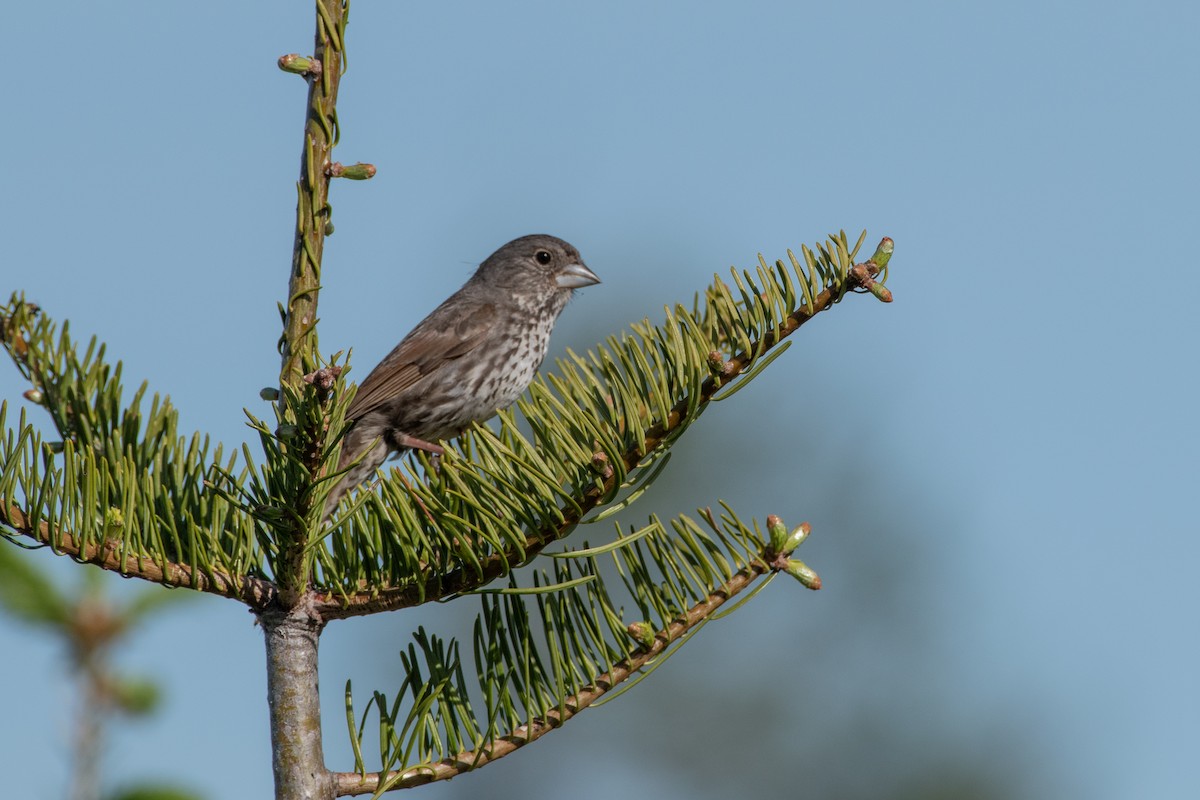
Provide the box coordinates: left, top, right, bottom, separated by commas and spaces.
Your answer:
263, 606, 334, 800
279, 0, 349, 385
268, 4, 349, 796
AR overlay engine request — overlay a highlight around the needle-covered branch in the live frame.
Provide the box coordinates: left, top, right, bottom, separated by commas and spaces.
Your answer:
0, 501, 277, 608
332, 507, 818, 794
311, 233, 893, 618
0, 297, 267, 599
334, 570, 764, 793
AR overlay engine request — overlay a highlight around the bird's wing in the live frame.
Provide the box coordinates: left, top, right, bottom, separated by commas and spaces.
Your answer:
345, 302, 497, 421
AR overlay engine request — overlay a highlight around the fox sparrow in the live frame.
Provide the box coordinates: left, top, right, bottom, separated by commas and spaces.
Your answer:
324, 234, 600, 518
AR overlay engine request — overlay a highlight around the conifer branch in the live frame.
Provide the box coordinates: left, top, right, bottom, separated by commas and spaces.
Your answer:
1, 295, 266, 594
0, 502, 277, 608
313, 262, 869, 619
332, 558, 771, 795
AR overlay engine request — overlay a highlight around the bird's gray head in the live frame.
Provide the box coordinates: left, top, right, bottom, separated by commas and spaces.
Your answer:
472, 235, 600, 301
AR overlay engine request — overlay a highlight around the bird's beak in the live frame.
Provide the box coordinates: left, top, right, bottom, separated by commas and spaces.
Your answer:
556, 262, 601, 289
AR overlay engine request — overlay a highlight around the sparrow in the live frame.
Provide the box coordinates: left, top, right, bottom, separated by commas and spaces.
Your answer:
324, 234, 599, 517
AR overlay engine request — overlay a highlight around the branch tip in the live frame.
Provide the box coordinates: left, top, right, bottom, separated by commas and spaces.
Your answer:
767, 515, 811, 556
842, 236, 895, 302
875, 236, 895, 260
848, 263, 893, 303
785, 521, 811, 551
782, 558, 822, 590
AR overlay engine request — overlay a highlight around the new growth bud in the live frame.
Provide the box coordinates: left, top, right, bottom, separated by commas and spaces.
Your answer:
104, 506, 125, 532
767, 516, 811, 554
784, 559, 822, 590
706, 350, 734, 379
277, 54, 322, 77
326, 162, 377, 180
783, 522, 811, 552
626, 621, 656, 649
767, 514, 788, 552
590, 450, 614, 481
847, 236, 895, 303
867, 282, 893, 303
871, 237, 894, 270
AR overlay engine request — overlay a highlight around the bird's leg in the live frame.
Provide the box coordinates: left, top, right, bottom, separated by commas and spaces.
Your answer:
391, 432, 444, 473
391, 433, 445, 456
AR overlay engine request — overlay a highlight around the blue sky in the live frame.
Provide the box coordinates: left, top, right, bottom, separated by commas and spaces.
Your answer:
2, 1, 1197, 798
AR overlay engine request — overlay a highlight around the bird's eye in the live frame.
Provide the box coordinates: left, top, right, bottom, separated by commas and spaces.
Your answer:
535, 249, 553, 265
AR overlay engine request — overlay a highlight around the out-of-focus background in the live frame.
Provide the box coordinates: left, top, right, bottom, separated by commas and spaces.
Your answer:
2, 2, 1197, 798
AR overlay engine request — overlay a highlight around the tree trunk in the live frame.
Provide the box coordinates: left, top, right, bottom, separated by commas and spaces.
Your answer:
262, 604, 333, 800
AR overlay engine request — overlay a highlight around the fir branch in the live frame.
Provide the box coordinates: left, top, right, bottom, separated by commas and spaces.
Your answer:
0, 502, 277, 608
0, 304, 266, 594
335, 507, 817, 786
331, 557, 772, 795
313, 236, 890, 618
